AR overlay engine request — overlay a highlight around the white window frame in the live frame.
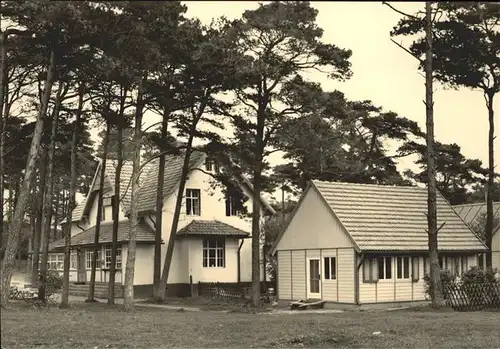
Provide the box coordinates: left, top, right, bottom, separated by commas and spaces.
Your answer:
396, 256, 411, 280
48, 254, 64, 270
378, 256, 392, 280
323, 256, 336, 280
205, 158, 213, 171
186, 189, 201, 216
202, 238, 225, 268
104, 245, 122, 270
86, 249, 101, 270
70, 253, 77, 270
225, 194, 239, 217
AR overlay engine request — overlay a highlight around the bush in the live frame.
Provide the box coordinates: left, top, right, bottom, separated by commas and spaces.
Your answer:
29, 269, 63, 294
423, 269, 456, 298
462, 266, 499, 285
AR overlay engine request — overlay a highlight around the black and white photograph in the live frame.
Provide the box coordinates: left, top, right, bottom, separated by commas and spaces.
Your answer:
1, 1, 499, 348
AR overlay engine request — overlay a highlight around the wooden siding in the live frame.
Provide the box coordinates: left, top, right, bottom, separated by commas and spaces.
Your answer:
277, 251, 292, 300
358, 254, 479, 304
291, 250, 306, 299
493, 233, 500, 270
337, 249, 355, 303
275, 187, 354, 251
321, 249, 338, 302
277, 248, 356, 304
492, 251, 500, 270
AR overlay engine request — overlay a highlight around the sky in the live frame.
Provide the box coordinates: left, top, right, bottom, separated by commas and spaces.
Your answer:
172, 1, 498, 174
5, 2, 498, 206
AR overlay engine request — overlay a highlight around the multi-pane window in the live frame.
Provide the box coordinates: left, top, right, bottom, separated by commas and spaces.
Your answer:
48, 254, 64, 270
104, 245, 122, 269
396, 256, 410, 279
186, 189, 201, 216
202, 238, 225, 268
70, 253, 77, 270
323, 257, 336, 280
378, 256, 392, 280
205, 158, 220, 172
225, 194, 239, 216
86, 249, 101, 269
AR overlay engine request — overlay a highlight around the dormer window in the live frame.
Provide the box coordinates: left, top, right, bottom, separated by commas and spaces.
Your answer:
225, 194, 239, 217
205, 157, 219, 172
186, 189, 201, 216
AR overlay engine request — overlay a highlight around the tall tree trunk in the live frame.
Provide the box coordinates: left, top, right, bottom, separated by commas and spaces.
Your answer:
108, 86, 126, 305
124, 78, 144, 311
157, 100, 207, 302
251, 127, 264, 307
153, 107, 169, 300
0, 49, 55, 307
485, 92, 495, 268
38, 83, 62, 302
87, 122, 110, 302
425, 2, 444, 309
0, 32, 8, 250
158, 133, 195, 301
52, 187, 59, 241
31, 148, 48, 288
61, 83, 84, 308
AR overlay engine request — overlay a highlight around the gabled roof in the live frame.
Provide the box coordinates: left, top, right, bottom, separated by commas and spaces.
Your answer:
272, 180, 487, 254
66, 150, 275, 224
453, 202, 500, 236
49, 220, 156, 251
176, 220, 250, 238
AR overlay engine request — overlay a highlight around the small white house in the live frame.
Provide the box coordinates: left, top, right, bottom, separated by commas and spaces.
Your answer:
48, 150, 275, 297
271, 180, 487, 305
454, 202, 500, 270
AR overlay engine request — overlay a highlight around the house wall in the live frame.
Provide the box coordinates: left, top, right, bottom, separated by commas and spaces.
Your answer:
359, 254, 479, 304
185, 237, 241, 283
149, 163, 266, 284
276, 248, 356, 303
88, 195, 126, 227
493, 232, 500, 270
275, 185, 357, 303
274, 186, 354, 251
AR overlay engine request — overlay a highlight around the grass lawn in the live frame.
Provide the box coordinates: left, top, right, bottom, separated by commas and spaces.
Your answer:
1, 302, 500, 348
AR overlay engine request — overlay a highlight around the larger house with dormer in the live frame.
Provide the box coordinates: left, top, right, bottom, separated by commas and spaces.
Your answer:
48, 150, 275, 298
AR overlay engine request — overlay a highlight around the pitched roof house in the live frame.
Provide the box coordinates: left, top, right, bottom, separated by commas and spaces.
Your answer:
271, 180, 486, 305
453, 202, 500, 270
49, 150, 275, 298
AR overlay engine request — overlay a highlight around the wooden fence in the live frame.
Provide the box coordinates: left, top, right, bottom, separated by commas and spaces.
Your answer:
442, 282, 500, 311
197, 282, 250, 300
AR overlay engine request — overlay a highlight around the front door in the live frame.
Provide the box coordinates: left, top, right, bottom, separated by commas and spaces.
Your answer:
77, 249, 86, 283
307, 258, 321, 299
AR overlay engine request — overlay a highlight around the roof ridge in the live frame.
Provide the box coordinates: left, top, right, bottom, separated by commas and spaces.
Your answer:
453, 202, 500, 207
312, 179, 420, 190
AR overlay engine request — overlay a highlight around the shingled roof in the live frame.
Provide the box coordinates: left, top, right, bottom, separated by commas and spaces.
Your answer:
49, 220, 156, 251
273, 180, 487, 254
453, 202, 500, 236
311, 180, 487, 252
177, 220, 250, 238
65, 149, 275, 224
